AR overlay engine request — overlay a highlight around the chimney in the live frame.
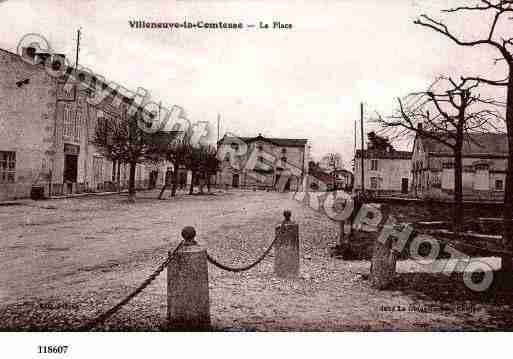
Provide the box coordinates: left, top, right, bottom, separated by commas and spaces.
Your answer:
34, 52, 51, 65
22, 46, 36, 59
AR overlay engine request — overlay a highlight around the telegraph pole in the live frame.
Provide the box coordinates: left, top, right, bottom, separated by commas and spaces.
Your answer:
353, 120, 357, 169
75, 28, 81, 70
360, 102, 365, 194
217, 113, 220, 144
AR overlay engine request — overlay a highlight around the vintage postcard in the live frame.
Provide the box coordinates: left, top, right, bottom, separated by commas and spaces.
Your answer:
1, 0, 513, 357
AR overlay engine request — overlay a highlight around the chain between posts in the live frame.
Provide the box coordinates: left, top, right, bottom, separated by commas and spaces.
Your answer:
78, 211, 292, 330
78, 240, 185, 331
205, 210, 292, 273
206, 237, 278, 272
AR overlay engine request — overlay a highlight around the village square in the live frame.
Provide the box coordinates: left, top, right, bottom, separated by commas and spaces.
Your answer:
1, 0, 513, 334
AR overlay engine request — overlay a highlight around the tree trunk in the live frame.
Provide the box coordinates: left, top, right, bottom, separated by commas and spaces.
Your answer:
454, 116, 464, 235
454, 146, 463, 234
171, 168, 179, 197
502, 74, 513, 275
189, 171, 195, 195
199, 172, 204, 194
117, 162, 121, 194
128, 161, 137, 202
158, 183, 167, 200
112, 160, 117, 182
207, 172, 211, 193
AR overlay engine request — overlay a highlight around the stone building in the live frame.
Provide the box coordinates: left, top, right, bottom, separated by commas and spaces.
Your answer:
0, 47, 164, 200
411, 132, 508, 201
216, 134, 308, 191
353, 148, 412, 195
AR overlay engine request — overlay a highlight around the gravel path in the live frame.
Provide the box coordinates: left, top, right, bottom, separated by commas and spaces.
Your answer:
0, 190, 507, 331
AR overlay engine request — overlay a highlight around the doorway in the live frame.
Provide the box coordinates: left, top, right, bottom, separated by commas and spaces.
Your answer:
401, 178, 409, 194
64, 155, 78, 183
232, 173, 239, 188
64, 154, 78, 194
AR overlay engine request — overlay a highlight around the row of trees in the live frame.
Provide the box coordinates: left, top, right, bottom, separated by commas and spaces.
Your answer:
92, 111, 219, 202
376, 0, 513, 274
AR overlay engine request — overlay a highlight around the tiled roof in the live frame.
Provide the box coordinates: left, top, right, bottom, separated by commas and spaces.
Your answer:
355, 149, 412, 159
310, 170, 332, 183
220, 135, 307, 147
421, 133, 508, 156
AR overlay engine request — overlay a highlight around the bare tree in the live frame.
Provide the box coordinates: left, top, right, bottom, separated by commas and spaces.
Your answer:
146, 130, 184, 199
414, 0, 513, 265
375, 77, 502, 233
203, 145, 220, 193
93, 111, 151, 202
186, 145, 207, 195
92, 115, 125, 192
148, 131, 192, 199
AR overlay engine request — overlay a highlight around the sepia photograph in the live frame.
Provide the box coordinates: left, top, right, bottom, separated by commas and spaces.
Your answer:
1, 0, 513, 356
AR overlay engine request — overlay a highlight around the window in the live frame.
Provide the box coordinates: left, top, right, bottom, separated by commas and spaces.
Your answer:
75, 110, 82, 140
0, 151, 16, 183
475, 164, 489, 171
281, 148, 287, 154
257, 145, 263, 152
64, 105, 74, 138
64, 104, 84, 140
496, 179, 504, 191
370, 177, 379, 189
230, 143, 239, 151
474, 165, 490, 191
371, 159, 378, 171
93, 156, 104, 182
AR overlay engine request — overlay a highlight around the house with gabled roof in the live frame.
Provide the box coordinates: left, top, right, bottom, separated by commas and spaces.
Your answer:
354, 148, 412, 195
411, 132, 508, 201
216, 134, 308, 191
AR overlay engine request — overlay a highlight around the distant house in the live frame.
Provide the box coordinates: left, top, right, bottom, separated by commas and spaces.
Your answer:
412, 132, 508, 201
307, 167, 331, 191
332, 169, 353, 191
217, 134, 308, 190
354, 148, 412, 195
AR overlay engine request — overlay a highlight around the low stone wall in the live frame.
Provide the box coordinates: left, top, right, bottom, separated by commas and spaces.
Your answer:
422, 188, 504, 202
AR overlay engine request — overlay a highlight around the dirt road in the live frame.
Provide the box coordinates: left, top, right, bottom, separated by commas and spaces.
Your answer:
0, 190, 504, 330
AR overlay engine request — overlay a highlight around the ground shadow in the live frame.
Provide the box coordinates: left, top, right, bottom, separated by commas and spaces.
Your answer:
388, 271, 513, 330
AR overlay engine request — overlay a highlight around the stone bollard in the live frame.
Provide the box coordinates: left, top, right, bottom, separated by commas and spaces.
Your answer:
370, 235, 397, 290
167, 226, 210, 330
274, 210, 300, 278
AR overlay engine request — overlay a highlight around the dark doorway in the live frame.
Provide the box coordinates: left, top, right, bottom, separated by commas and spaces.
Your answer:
64, 155, 78, 183
149, 170, 158, 189
401, 178, 409, 194
179, 171, 187, 189
284, 178, 291, 191
232, 174, 239, 188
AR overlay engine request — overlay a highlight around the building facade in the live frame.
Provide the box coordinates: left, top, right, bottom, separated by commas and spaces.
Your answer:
353, 148, 412, 195
0, 47, 164, 200
216, 134, 308, 191
411, 133, 508, 201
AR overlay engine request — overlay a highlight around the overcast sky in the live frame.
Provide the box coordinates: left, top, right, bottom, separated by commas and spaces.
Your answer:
0, 0, 509, 166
